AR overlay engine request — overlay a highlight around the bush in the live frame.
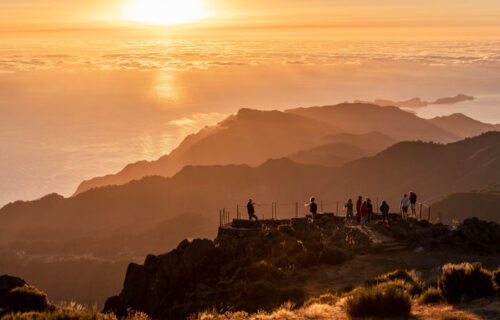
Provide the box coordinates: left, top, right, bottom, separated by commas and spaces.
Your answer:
345, 282, 411, 318
303, 293, 338, 307
5, 285, 51, 313
438, 262, 495, 302
0, 308, 150, 320
371, 270, 423, 296
419, 287, 444, 304
493, 268, 500, 288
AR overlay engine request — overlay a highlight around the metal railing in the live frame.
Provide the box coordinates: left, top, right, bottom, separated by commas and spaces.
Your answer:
219, 199, 435, 227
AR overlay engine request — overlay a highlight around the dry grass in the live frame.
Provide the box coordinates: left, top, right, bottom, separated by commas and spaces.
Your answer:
192, 296, 500, 320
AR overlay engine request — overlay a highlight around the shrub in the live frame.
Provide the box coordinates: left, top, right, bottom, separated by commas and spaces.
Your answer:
419, 287, 444, 304
438, 262, 495, 302
493, 268, 500, 288
371, 269, 423, 296
345, 282, 411, 318
0, 308, 150, 320
6, 285, 51, 313
303, 293, 338, 307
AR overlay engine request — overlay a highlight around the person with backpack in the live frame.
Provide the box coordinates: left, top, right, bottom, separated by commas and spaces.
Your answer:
400, 193, 410, 219
380, 200, 390, 223
366, 198, 373, 225
344, 198, 354, 224
247, 199, 258, 221
356, 196, 362, 223
360, 200, 369, 228
305, 197, 318, 220
409, 191, 417, 219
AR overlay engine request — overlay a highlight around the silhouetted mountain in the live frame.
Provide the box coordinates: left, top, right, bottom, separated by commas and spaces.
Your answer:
74, 103, 482, 196
429, 113, 500, 139
287, 132, 396, 167
286, 103, 458, 142
74, 108, 338, 195
430, 184, 500, 224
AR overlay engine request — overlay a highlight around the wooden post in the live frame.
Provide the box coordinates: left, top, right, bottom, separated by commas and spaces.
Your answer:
295, 202, 298, 218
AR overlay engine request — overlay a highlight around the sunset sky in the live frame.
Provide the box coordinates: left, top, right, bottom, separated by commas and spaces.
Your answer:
1, 0, 500, 206
1, 0, 499, 38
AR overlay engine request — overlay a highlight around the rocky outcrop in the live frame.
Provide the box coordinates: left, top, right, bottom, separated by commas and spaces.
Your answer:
105, 216, 372, 319
372, 217, 500, 253
0, 275, 52, 316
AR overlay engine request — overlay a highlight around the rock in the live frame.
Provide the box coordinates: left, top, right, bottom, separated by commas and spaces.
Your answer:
0, 275, 26, 308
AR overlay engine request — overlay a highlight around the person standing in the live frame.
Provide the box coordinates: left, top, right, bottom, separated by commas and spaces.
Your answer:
344, 199, 354, 224
360, 200, 369, 228
400, 193, 410, 220
409, 191, 418, 219
305, 197, 318, 220
247, 199, 258, 221
356, 196, 363, 223
366, 198, 373, 225
380, 200, 390, 223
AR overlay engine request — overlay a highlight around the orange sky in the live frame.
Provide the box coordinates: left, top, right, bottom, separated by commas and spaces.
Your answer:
1, 0, 499, 39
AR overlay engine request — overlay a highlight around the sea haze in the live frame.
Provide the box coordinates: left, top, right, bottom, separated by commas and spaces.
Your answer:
0, 39, 499, 207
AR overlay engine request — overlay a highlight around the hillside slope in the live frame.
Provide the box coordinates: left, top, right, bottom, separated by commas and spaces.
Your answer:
285, 103, 459, 142
431, 184, 500, 224
287, 132, 396, 167
429, 113, 500, 139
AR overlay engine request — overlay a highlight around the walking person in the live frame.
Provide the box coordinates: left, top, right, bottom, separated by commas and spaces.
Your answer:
360, 200, 369, 228
305, 197, 318, 220
400, 193, 410, 220
356, 196, 362, 223
366, 198, 373, 225
344, 198, 354, 224
380, 200, 390, 224
409, 191, 418, 219
247, 199, 258, 221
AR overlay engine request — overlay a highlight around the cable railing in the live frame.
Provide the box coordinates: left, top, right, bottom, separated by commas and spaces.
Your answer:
219, 199, 435, 227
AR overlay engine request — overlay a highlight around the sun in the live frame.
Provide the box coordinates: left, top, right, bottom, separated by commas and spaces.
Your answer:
122, 0, 212, 26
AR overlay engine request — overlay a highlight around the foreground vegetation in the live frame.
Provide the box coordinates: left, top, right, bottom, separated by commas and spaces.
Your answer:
2, 262, 499, 320
193, 262, 500, 320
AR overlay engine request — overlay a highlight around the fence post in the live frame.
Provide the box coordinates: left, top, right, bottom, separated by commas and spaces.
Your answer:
295, 202, 298, 218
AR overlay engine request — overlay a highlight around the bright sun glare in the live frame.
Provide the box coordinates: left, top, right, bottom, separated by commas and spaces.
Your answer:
123, 0, 212, 26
